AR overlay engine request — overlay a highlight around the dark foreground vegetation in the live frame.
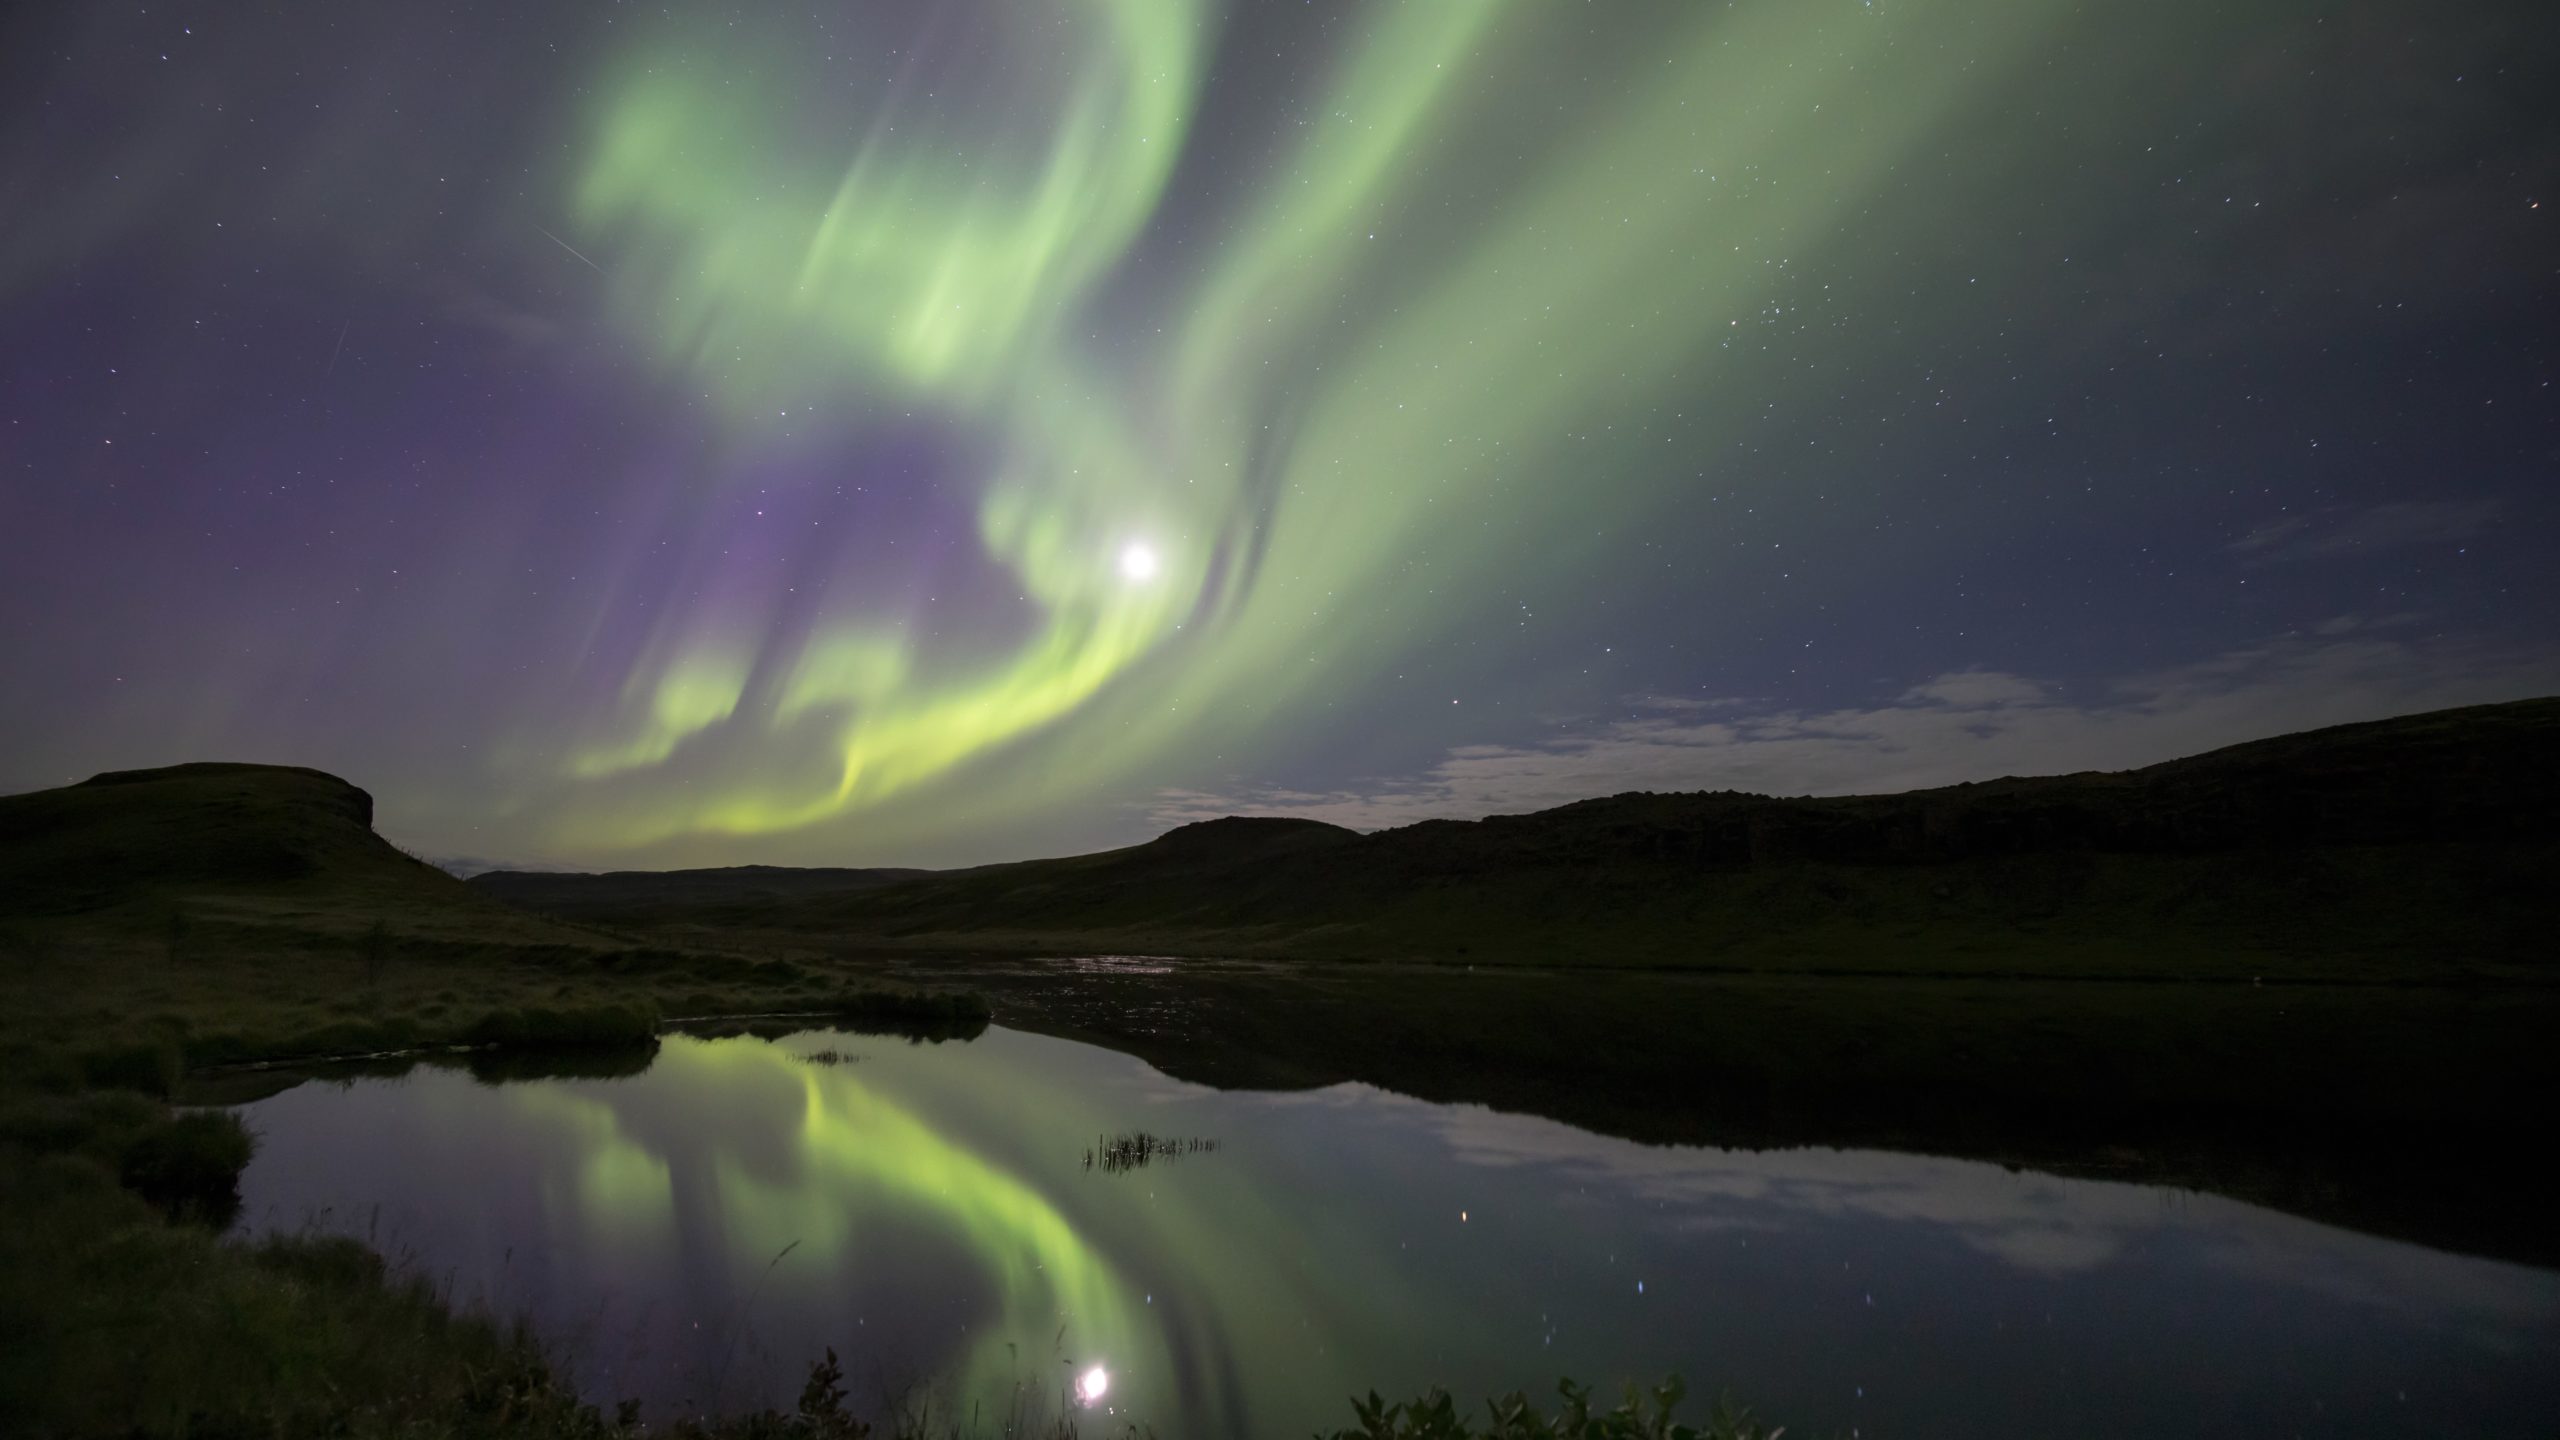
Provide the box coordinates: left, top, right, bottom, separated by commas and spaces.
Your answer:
1083, 1130, 1220, 1173
1319, 1379, 1777, 1440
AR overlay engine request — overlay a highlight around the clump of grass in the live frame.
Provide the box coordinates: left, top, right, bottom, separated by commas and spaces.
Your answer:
181, 1030, 265, 1067
463, 1044, 661, 1086
182, 1016, 426, 1070
1324, 1376, 1779, 1440
821, 987, 992, 1029
0, 1149, 628, 1439
464, 1000, 661, 1050
302, 1014, 421, 1056
0, 1086, 162, 1160
117, 1109, 255, 1224
672, 1016, 805, 1043
79, 1038, 182, 1097
1083, 1130, 1219, 1174
587, 947, 690, 976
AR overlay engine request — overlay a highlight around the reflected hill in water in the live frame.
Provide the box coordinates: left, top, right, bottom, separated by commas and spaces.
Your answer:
468, 863, 934, 921
476, 698, 2559, 980
469, 698, 2560, 1268
967, 959, 2559, 1268
183, 1012, 986, 1108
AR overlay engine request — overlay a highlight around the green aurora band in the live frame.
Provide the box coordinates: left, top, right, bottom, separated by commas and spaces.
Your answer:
512, 1037, 1176, 1411
539, 0, 2052, 853
480, 1032, 1471, 1425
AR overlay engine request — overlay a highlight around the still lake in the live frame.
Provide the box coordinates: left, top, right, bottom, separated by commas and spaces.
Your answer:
227, 1026, 2560, 1437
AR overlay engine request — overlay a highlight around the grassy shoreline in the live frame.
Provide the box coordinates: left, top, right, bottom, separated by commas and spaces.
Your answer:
1, 913, 1786, 1438
0, 903, 1006, 1437
1, 981, 1773, 1439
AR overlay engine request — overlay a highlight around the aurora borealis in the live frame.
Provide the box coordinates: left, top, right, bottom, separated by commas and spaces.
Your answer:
3, 1, 2555, 867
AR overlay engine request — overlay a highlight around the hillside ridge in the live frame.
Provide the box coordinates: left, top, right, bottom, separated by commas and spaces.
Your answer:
2, 762, 428, 914
467, 697, 2560, 976
12, 698, 2551, 975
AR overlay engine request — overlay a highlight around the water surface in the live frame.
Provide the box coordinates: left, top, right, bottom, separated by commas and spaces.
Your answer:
230, 1028, 2560, 1437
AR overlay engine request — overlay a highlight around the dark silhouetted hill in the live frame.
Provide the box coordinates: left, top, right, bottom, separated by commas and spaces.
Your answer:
475, 698, 2560, 978
471, 863, 935, 920
0, 763, 457, 914
0, 762, 613, 958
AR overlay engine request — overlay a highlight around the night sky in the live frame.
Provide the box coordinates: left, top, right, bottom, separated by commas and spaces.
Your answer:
4, 1, 2555, 869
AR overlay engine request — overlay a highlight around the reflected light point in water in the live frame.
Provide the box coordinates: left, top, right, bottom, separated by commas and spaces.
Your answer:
1078, 1364, 1110, 1406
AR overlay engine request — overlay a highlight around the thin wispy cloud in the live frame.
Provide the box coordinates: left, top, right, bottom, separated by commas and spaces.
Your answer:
2229, 500, 2500, 566
423, 854, 574, 879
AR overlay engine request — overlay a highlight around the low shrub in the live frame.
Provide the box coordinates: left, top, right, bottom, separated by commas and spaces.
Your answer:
297, 1015, 418, 1057
465, 1000, 661, 1050
821, 987, 992, 1027
80, 1039, 182, 1097
0, 1087, 161, 1158
464, 1042, 660, 1085
117, 1109, 255, 1224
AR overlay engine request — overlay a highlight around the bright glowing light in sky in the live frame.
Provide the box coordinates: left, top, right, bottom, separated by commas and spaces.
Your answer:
1078, 1364, 1110, 1405
1118, 542, 1160, 583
